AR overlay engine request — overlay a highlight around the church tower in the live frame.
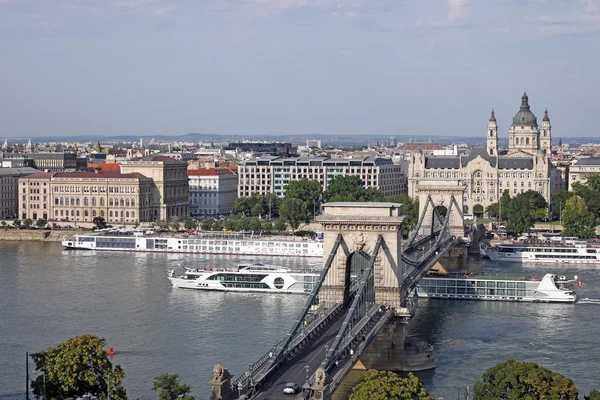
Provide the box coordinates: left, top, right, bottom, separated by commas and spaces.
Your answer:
540, 107, 552, 154
508, 91, 540, 156
487, 108, 498, 156
25, 138, 33, 153
2, 138, 8, 151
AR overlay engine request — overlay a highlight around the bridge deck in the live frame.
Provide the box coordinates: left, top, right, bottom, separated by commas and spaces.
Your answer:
253, 314, 345, 399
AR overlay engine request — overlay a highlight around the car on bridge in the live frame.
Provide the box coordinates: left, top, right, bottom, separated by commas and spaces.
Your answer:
283, 382, 300, 394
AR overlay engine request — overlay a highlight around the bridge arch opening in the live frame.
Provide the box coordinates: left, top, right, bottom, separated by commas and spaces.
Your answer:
343, 251, 371, 306
473, 204, 484, 219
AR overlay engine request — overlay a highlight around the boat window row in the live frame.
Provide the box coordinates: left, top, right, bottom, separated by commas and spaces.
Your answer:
422, 279, 530, 289
208, 274, 268, 282
418, 286, 531, 297
95, 237, 136, 248
500, 247, 582, 253
221, 282, 271, 289
178, 239, 310, 248
534, 254, 597, 259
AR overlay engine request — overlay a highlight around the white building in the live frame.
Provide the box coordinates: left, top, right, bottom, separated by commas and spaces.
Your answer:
409, 92, 563, 218
238, 156, 404, 198
568, 157, 600, 191
188, 168, 238, 216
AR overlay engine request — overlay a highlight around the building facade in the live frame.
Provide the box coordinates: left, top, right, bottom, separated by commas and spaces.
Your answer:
19, 171, 154, 224
238, 156, 404, 198
0, 167, 39, 219
409, 92, 563, 217
0, 152, 86, 172
568, 158, 600, 191
188, 168, 238, 216
120, 156, 189, 221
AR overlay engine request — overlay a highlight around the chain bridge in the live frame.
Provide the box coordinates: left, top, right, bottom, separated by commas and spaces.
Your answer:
210, 194, 467, 400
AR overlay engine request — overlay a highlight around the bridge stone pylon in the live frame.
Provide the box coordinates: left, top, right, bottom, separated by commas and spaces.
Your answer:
415, 181, 466, 238
316, 202, 405, 311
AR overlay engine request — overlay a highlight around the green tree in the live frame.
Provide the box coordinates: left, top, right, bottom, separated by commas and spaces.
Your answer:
573, 180, 600, 219
285, 179, 322, 205
279, 198, 307, 231
523, 190, 547, 210
200, 219, 214, 231
586, 390, 600, 400
152, 373, 195, 400
388, 194, 420, 239
323, 175, 383, 202
184, 218, 196, 230
474, 360, 578, 400
273, 218, 287, 232
92, 216, 107, 229
170, 217, 181, 231
486, 203, 499, 219
30, 334, 127, 400
261, 219, 273, 232
505, 193, 534, 234
23, 218, 33, 229
350, 370, 433, 400
248, 217, 262, 232
562, 196, 596, 239
232, 197, 251, 216
36, 218, 48, 228
551, 190, 575, 220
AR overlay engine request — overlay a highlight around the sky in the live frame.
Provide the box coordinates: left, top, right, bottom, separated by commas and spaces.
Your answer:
1, 0, 599, 139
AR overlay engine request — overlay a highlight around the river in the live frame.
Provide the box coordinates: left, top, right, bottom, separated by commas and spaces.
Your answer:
1, 241, 599, 399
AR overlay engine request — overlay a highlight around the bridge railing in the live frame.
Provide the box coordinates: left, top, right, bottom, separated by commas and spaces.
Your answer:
327, 308, 393, 394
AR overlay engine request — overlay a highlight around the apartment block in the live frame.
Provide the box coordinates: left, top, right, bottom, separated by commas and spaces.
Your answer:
238, 156, 404, 198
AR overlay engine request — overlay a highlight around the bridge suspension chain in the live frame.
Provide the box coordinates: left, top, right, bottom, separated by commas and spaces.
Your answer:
320, 236, 382, 371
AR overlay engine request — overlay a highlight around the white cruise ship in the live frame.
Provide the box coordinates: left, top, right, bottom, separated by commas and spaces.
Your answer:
417, 272, 579, 303
62, 231, 324, 258
168, 263, 321, 294
485, 240, 600, 264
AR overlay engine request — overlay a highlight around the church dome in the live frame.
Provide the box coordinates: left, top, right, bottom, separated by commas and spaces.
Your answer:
512, 91, 538, 127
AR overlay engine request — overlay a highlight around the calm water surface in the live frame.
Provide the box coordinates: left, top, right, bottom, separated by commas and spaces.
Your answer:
1, 242, 599, 399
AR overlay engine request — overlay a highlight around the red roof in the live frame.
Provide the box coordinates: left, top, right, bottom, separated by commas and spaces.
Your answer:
88, 163, 121, 172
53, 172, 145, 179
188, 168, 237, 177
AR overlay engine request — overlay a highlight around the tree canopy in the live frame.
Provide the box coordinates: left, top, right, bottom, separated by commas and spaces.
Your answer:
30, 334, 127, 400
279, 198, 308, 230
551, 190, 575, 219
387, 194, 420, 238
152, 373, 195, 400
572, 175, 600, 219
323, 175, 384, 203
284, 179, 322, 207
562, 196, 596, 239
474, 360, 578, 400
232, 194, 281, 218
350, 370, 433, 400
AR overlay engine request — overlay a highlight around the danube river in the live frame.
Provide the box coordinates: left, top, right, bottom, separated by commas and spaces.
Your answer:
1, 241, 599, 399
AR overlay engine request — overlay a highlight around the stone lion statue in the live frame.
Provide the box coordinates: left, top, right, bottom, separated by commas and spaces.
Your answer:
213, 363, 225, 380
314, 367, 327, 388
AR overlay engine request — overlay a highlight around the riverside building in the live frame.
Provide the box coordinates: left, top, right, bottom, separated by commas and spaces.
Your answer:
238, 156, 404, 198
0, 167, 39, 219
19, 171, 154, 224
408, 92, 564, 218
120, 155, 189, 221
188, 168, 238, 217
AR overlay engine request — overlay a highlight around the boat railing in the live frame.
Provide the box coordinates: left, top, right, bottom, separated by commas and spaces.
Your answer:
494, 239, 600, 248
425, 271, 541, 281
83, 230, 324, 242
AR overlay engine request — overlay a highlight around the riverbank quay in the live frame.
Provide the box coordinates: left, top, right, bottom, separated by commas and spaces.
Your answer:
0, 228, 80, 242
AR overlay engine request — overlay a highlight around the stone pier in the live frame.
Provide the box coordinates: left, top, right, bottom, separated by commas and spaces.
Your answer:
355, 318, 435, 372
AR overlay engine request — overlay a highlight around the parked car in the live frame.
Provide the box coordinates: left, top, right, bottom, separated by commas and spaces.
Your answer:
283, 382, 299, 394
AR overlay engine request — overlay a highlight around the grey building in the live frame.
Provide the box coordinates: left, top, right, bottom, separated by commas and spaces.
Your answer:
1, 152, 86, 172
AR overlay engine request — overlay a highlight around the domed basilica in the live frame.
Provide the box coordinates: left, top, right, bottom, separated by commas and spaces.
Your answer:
408, 92, 564, 218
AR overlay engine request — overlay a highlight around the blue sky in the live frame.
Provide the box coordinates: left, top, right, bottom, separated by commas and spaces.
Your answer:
1, 0, 599, 139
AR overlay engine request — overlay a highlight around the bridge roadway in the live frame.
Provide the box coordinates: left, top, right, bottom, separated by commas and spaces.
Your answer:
253, 312, 345, 399
250, 234, 446, 399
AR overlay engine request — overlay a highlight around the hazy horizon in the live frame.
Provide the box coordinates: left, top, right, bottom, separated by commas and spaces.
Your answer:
1, 1, 599, 138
